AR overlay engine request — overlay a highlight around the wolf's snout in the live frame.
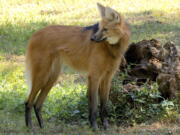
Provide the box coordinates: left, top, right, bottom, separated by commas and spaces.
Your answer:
91, 34, 106, 42
91, 35, 96, 41
91, 35, 101, 41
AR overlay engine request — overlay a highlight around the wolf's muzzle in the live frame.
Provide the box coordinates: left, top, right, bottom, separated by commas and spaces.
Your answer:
91, 35, 106, 42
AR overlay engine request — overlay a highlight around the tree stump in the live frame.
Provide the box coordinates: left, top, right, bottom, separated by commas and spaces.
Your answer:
121, 39, 180, 99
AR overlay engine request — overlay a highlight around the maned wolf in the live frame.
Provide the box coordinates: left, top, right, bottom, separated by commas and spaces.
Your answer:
25, 3, 130, 130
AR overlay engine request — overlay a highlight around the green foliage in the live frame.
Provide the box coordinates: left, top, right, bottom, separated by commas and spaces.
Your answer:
0, 65, 26, 112
0, 65, 178, 128
109, 73, 179, 126
44, 83, 88, 123
0, 64, 87, 120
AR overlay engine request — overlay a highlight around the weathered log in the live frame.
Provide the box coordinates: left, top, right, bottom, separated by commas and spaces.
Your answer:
121, 39, 180, 99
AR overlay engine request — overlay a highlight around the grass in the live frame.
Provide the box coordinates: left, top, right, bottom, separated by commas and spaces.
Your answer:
0, 0, 179, 55
0, 0, 180, 134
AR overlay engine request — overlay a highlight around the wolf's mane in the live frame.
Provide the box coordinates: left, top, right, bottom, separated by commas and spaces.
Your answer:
83, 23, 99, 34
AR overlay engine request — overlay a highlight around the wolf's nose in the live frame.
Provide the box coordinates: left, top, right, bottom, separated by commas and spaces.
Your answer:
91, 35, 96, 41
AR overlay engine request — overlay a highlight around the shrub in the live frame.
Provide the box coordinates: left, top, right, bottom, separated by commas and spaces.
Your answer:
108, 72, 179, 126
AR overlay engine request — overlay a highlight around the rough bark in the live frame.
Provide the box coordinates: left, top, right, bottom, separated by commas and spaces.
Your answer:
121, 39, 180, 99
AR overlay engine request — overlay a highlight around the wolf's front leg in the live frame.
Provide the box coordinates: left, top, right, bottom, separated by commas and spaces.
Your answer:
99, 71, 114, 129
87, 75, 101, 130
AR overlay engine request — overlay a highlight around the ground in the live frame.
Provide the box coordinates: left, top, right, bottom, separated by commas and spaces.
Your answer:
0, 0, 180, 135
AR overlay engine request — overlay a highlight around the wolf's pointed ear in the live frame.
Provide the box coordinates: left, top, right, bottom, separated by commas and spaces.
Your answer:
97, 3, 106, 18
105, 7, 120, 23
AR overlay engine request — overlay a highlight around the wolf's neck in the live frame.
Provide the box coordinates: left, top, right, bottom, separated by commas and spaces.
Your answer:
105, 41, 122, 59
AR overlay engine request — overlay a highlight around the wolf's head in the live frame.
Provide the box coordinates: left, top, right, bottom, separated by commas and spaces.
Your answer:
91, 3, 124, 45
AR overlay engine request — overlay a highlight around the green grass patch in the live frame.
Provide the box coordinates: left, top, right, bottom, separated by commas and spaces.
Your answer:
0, 64, 180, 134
0, 0, 179, 55
110, 73, 179, 126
